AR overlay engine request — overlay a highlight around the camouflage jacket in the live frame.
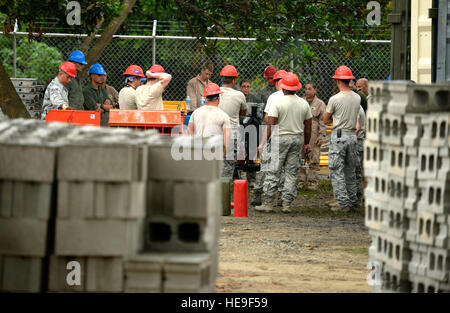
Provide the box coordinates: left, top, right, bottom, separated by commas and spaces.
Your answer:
41, 77, 69, 120
304, 96, 327, 143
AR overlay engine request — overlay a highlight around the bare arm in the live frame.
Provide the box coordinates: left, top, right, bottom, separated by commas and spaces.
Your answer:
356, 118, 361, 136
324, 111, 333, 125
188, 120, 195, 135
259, 116, 278, 148
223, 127, 230, 155
303, 118, 312, 153
146, 71, 172, 89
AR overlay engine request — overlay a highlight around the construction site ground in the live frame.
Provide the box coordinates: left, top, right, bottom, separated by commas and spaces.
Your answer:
216, 178, 372, 293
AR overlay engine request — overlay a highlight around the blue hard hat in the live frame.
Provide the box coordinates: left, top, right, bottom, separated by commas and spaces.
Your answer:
68, 50, 88, 65
89, 63, 107, 75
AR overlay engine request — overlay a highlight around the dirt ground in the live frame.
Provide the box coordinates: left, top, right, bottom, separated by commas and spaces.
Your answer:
215, 180, 372, 293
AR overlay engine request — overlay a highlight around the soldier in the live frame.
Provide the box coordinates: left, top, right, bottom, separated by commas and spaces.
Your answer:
41, 61, 78, 120
356, 78, 370, 101
83, 63, 113, 127
258, 66, 277, 107
102, 74, 120, 109
186, 61, 214, 114
350, 79, 368, 113
251, 70, 287, 206
66, 50, 87, 110
324, 66, 361, 212
239, 79, 262, 103
297, 83, 327, 189
136, 64, 172, 110
119, 65, 145, 109
355, 105, 366, 202
255, 72, 312, 213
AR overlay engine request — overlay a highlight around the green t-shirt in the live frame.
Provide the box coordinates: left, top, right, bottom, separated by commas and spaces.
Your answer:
66, 76, 85, 110
83, 84, 111, 127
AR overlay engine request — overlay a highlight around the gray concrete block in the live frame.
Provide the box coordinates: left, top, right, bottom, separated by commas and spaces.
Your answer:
366, 110, 384, 143
48, 255, 86, 292
124, 254, 164, 293
57, 145, 147, 182
57, 181, 95, 219
11, 181, 52, 219
146, 144, 221, 182
365, 198, 384, 231
55, 219, 142, 256
173, 180, 221, 219
407, 83, 450, 113
164, 252, 214, 293
419, 113, 450, 148
368, 81, 389, 112
0, 218, 48, 257
380, 113, 405, 146
86, 257, 124, 292
0, 144, 56, 183
0, 180, 13, 217
385, 81, 411, 115
1, 256, 42, 292
146, 180, 175, 217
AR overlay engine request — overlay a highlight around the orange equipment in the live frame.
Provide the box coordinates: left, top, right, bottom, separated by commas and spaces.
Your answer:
45, 110, 100, 126
108, 109, 185, 135
163, 100, 186, 111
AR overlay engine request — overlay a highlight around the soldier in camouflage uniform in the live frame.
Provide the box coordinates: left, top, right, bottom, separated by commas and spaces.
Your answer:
355, 105, 366, 200
297, 83, 327, 188
255, 72, 312, 213
41, 62, 77, 120
66, 50, 88, 110
324, 66, 361, 212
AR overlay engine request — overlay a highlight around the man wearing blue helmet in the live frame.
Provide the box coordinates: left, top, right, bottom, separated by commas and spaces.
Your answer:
83, 63, 112, 127
66, 50, 88, 110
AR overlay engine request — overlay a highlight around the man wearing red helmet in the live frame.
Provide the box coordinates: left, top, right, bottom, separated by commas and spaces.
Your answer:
255, 72, 312, 213
186, 61, 214, 113
119, 65, 145, 109
218, 65, 247, 178
41, 61, 77, 120
323, 65, 361, 212
135, 64, 172, 110
258, 66, 277, 107
188, 83, 231, 153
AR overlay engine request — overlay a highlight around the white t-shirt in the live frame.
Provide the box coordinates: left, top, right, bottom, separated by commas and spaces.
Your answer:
218, 87, 247, 129
264, 90, 284, 114
189, 105, 231, 137
326, 91, 361, 132
267, 94, 312, 136
135, 82, 164, 110
118, 86, 137, 109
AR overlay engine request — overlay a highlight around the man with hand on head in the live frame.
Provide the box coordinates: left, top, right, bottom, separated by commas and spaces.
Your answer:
136, 64, 172, 110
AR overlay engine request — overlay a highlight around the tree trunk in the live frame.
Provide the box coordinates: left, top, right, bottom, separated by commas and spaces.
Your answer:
0, 62, 30, 119
80, 0, 137, 79
80, 16, 105, 54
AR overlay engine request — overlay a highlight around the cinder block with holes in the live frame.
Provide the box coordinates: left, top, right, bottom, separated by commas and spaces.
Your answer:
146, 180, 175, 217
386, 174, 407, 212
55, 219, 144, 256
407, 83, 450, 113
385, 81, 411, 115
406, 210, 418, 242
422, 247, 450, 282
144, 216, 219, 253
48, 255, 86, 292
363, 141, 388, 178
86, 257, 124, 292
379, 262, 411, 292
368, 81, 389, 112
366, 110, 384, 143
408, 249, 427, 276
417, 147, 440, 180
164, 252, 214, 293
124, 254, 164, 293
0, 256, 42, 292
57, 144, 148, 182
372, 232, 410, 272
0, 218, 48, 257
404, 113, 425, 147
365, 198, 385, 231
409, 273, 443, 293
417, 180, 450, 215
0, 144, 56, 183
419, 113, 450, 148
380, 113, 406, 146
415, 210, 441, 246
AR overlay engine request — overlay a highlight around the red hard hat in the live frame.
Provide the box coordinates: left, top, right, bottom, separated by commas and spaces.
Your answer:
279, 72, 302, 91
220, 65, 239, 78
271, 70, 287, 84
203, 83, 224, 97
123, 65, 145, 78
59, 61, 77, 78
264, 66, 277, 78
332, 65, 355, 79
149, 64, 165, 73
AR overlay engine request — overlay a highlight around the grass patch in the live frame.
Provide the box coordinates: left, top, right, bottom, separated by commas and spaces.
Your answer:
318, 179, 333, 192
349, 247, 369, 255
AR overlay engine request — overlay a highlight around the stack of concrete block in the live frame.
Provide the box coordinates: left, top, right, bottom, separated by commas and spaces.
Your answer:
0, 118, 222, 293
10, 78, 45, 119
123, 136, 222, 293
365, 81, 450, 293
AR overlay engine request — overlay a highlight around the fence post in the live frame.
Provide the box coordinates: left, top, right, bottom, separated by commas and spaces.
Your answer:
13, 19, 18, 78
152, 20, 157, 65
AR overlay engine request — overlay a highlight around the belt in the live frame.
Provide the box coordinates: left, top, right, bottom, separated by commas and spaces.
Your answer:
332, 129, 355, 135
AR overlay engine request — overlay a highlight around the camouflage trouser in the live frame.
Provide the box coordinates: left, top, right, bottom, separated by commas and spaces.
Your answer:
297, 143, 321, 183
263, 135, 302, 205
221, 131, 238, 178
355, 139, 364, 197
328, 132, 359, 208
253, 140, 270, 194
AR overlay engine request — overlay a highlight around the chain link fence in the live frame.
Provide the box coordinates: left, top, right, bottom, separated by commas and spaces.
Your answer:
0, 32, 391, 104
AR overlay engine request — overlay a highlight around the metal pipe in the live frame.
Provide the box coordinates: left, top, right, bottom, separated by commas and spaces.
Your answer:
152, 20, 157, 65
13, 19, 18, 78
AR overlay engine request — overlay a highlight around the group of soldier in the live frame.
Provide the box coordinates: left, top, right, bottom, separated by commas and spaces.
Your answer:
42, 50, 370, 213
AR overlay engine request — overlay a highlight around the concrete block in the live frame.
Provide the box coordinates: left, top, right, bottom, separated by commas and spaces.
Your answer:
0, 144, 56, 183
164, 252, 214, 293
48, 255, 86, 292
384, 82, 410, 115
86, 257, 124, 292
372, 232, 410, 272
0, 180, 13, 217
57, 181, 95, 219
407, 83, 450, 113
11, 181, 52, 219
387, 145, 409, 178
124, 254, 164, 293
424, 247, 450, 282
146, 143, 221, 182
366, 110, 384, 143
363, 141, 386, 178
146, 180, 175, 217
380, 113, 405, 146
417, 180, 450, 215
408, 250, 427, 276
409, 274, 441, 293
57, 144, 148, 182
415, 210, 437, 246
417, 147, 440, 180
403, 114, 424, 147
0, 218, 48, 257
368, 81, 389, 112
0, 256, 42, 292
173, 180, 221, 219
55, 219, 143, 256
365, 198, 384, 231
419, 113, 450, 148
380, 262, 411, 292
